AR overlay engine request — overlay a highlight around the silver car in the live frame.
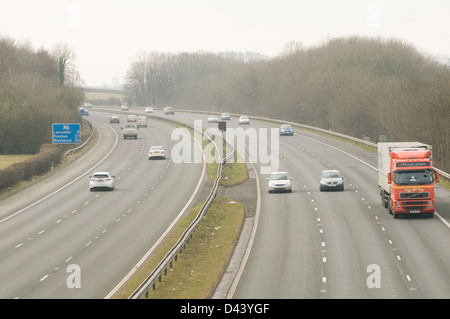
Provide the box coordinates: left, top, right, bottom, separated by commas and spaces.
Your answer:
267, 172, 292, 193
164, 106, 175, 115
122, 123, 138, 139
319, 170, 344, 191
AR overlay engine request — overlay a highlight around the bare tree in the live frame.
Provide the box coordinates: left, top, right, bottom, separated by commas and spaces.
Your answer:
52, 43, 75, 86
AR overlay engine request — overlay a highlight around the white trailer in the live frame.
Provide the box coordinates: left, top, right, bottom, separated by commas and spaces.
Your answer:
377, 142, 432, 193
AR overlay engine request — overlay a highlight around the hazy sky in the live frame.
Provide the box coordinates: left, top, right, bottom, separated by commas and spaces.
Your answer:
1, 0, 449, 86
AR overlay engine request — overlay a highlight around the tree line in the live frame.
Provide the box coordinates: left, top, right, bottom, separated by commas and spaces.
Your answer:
0, 36, 84, 154
125, 36, 449, 172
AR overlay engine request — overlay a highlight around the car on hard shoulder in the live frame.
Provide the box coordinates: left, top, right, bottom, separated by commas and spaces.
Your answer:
319, 169, 344, 191
148, 145, 166, 160
89, 172, 115, 191
279, 124, 294, 136
267, 172, 292, 193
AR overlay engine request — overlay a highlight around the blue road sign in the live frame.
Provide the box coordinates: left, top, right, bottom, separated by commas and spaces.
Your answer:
52, 123, 81, 144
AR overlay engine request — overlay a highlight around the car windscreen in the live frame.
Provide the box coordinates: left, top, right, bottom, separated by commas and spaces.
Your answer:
322, 172, 340, 178
270, 173, 288, 180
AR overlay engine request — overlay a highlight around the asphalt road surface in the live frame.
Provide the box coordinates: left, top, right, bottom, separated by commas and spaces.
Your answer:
156, 109, 450, 299
1, 107, 448, 299
0, 111, 203, 298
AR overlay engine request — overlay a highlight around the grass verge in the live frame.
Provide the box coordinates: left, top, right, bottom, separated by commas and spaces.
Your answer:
149, 197, 244, 299
0, 154, 34, 170
112, 117, 249, 299
0, 119, 96, 200
113, 197, 245, 299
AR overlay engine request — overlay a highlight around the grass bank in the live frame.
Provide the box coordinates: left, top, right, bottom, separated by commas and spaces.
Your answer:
0, 154, 34, 170
113, 197, 245, 299
112, 118, 249, 299
0, 119, 96, 200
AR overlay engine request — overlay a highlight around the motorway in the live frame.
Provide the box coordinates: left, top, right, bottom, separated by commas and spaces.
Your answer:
160, 109, 450, 299
0, 111, 204, 298
0, 107, 449, 299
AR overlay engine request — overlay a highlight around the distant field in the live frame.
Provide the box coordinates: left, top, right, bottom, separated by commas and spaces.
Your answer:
0, 154, 34, 170
84, 91, 126, 101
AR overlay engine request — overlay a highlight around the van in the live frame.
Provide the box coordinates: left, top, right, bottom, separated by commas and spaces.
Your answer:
137, 116, 147, 128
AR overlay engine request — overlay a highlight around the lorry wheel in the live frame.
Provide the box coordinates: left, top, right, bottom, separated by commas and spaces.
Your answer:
387, 196, 393, 215
381, 193, 388, 208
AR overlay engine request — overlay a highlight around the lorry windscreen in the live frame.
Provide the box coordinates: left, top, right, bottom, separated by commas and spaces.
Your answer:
394, 170, 433, 185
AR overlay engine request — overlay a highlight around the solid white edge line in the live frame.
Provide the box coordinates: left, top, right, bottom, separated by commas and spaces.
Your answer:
226, 126, 449, 298
104, 136, 207, 299
299, 132, 448, 229
0, 121, 118, 225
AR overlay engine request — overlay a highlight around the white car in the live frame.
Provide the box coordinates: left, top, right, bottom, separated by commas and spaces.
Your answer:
145, 106, 153, 113
267, 172, 292, 193
221, 112, 231, 120
121, 105, 129, 111
148, 146, 166, 159
89, 172, 115, 191
238, 116, 250, 125
208, 115, 218, 123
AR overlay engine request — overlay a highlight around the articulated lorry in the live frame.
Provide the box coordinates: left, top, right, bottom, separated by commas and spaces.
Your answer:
378, 142, 439, 218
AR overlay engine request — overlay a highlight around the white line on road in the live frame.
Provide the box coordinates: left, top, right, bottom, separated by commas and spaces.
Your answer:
0, 122, 119, 225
